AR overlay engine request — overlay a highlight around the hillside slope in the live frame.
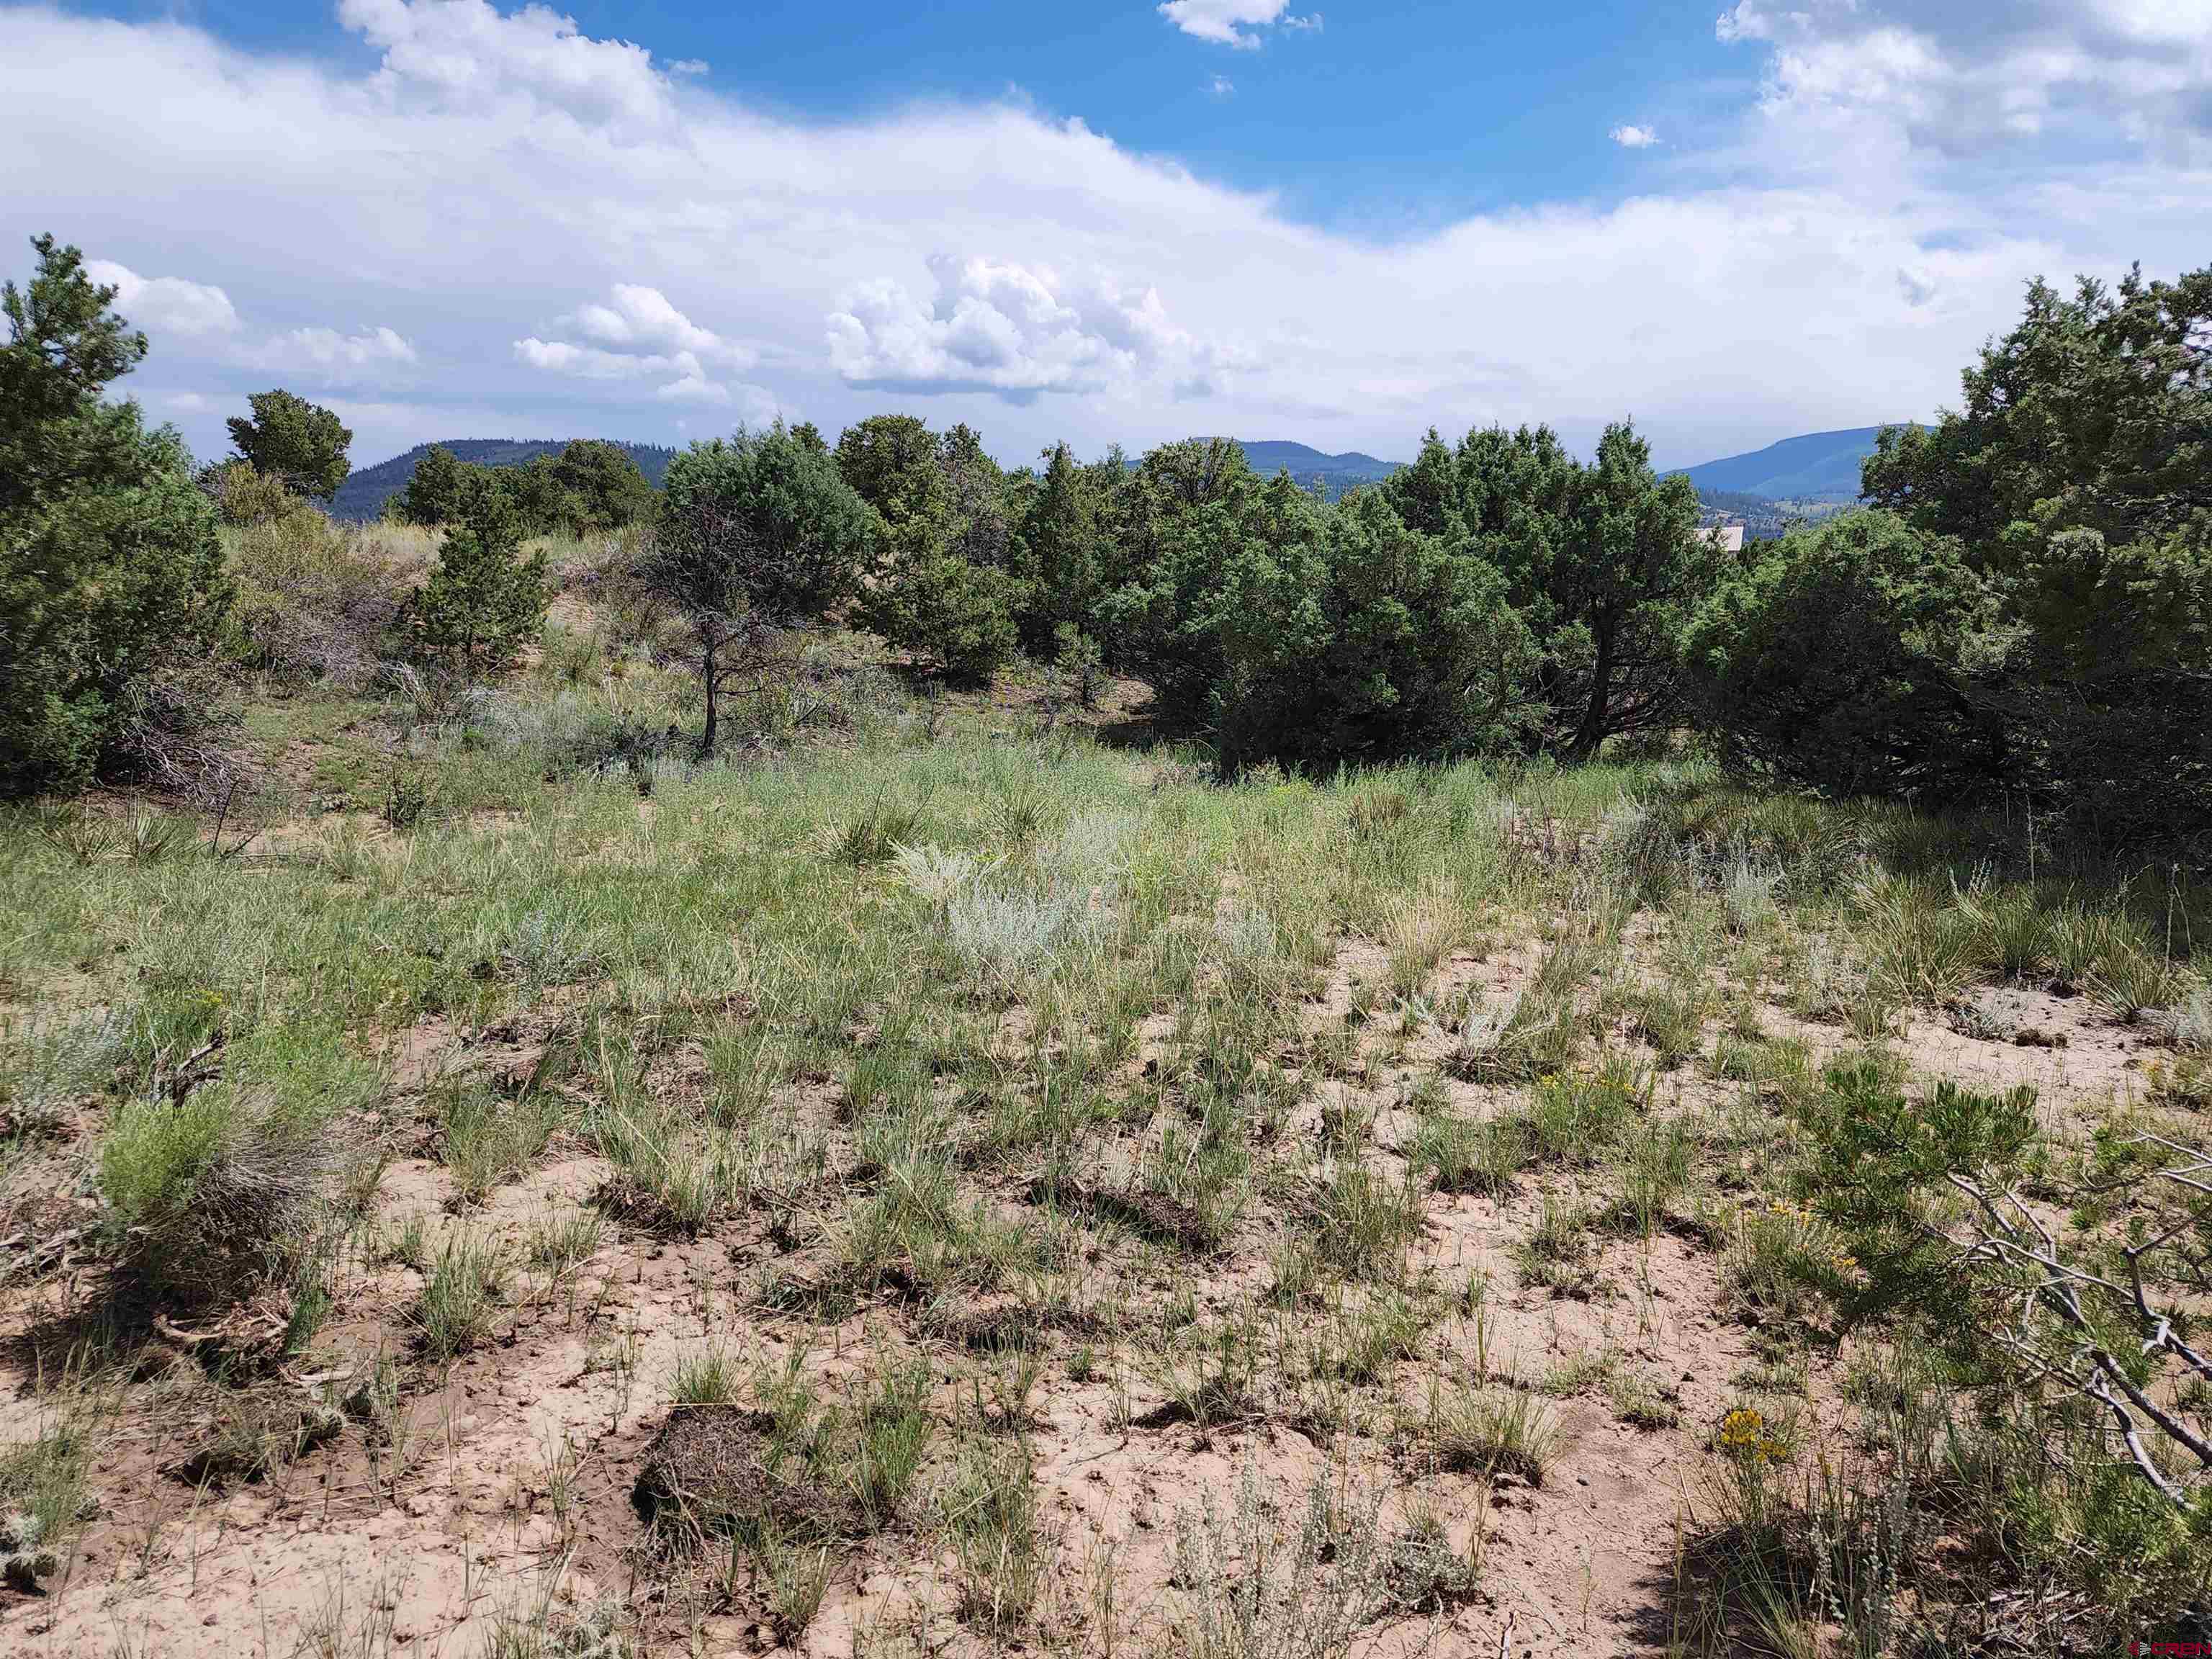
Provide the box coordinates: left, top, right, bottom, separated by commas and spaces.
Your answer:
1233, 439, 1404, 499
331, 439, 681, 521
1671, 426, 1905, 503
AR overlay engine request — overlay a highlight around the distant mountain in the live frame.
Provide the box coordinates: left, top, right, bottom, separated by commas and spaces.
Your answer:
1233, 440, 1404, 500
1671, 426, 1907, 504
331, 438, 682, 522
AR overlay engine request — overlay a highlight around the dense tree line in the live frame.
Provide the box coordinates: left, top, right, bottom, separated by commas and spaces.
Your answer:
5, 226, 2206, 842
395, 437, 656, 539
662, 408, 1713, 773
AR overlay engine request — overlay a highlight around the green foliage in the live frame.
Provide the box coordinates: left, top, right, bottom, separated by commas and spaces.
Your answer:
201, 457, 298, 526
1703, 261, 2212, 833
395, 439, 650, 538
655, 423, 873, 626
225, 496, 405, 684
837, 415, 1020, 683
1863, 265, 2212, 561
1384, 419, 1709, 757
1088, 437, 1255, 714
1249, 488, 1537, 768
860, 548, 1019, 684
1547, 423, 1711, 757
1089, 443, 1550, 770
0, 234, 230, 796
547, 438, 656, 532
99, 1083, 360, 1308
835, 414, 948, 554
1014, 441, 1107, 655
225, 388, 351, 502
1684, 510, 2003, 798
410, 478, 547, 680
499, 452, 575, 538
398, 443, 471, 527
1794, 1061, 2039, 1326
652, 423, 874, 748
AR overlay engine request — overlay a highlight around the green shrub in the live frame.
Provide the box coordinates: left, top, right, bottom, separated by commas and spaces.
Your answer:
649, 423, 873, 750
1, 236, 232, 796
397, 443, 469, 526
99, 1085, 358, 1307
225, 389, 350, 502
860, 550, 1020, 684
1684, 510, 2002, 801
199, 458, 297, 527
1696, 262, 2212, 837
227, 504, 405, 685
1106, 469, 1539, 771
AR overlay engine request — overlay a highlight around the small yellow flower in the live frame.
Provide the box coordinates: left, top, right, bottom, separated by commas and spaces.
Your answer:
1719, 1407, 1765, 1448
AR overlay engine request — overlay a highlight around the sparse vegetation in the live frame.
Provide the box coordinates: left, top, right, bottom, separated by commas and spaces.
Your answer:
0, 238, 2206, 1655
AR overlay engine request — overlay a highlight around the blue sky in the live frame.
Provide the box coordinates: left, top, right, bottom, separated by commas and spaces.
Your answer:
5, 1, 2208, 472
75, 0, 1740, 226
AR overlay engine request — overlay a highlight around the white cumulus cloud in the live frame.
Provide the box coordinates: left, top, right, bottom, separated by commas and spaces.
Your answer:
337, 0, 678, 127
827, 254, 1246, 402
256, 324, 419, 380
564, 284, 752, 367
516, 283, 766, 408
1156, 1, 1317, 49
1717, 0, 2212, 158
1610, 124, 1660, 148
83, 261, 239, 337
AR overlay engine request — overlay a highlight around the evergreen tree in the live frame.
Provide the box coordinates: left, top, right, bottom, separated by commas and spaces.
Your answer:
650, 423, 874, 750
501, 454, 577, 538
1701, 261, 2212, 831
225, 389, 351, 501
1015, 442, 1105, 655
549, 439, 655, 531
834, 415, 1019, 683
1551, 422, 1709, 758
1, 235, 229, 794
398, 444, 470, 526
410, 475, 545, 680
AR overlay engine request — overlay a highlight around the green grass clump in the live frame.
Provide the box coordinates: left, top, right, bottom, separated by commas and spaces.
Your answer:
98, 1082, 362, 1308
416, 1233, 508, 1361
441, 1081, 567, 1202
1410, 1110, 1523, 1196
1417, 1385, 1557, 1485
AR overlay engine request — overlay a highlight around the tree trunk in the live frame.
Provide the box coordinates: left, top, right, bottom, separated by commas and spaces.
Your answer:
1569, 613, 1615, 761
701, 636, 719, 755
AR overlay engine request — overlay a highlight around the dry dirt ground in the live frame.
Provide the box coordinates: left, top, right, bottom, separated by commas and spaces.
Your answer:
0, 910, 2160, 1659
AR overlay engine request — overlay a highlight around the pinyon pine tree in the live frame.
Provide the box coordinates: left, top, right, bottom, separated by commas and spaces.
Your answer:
410, 477, 546, 680
1, 234, 230, 795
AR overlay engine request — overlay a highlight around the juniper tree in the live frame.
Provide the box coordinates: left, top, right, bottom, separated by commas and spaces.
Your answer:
398, 444, 470, 526
225, 389, 351, 502
651, 423, 873, 751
